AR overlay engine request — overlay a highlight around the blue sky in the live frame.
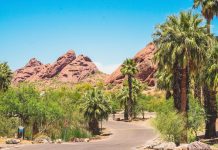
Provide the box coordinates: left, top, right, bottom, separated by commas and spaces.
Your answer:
0, 0, 218, 74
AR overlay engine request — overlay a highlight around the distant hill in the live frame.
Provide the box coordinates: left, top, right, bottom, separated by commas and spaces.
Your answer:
12, 42, 157, 88
106, 43, 157, 87
12, 50, 107, 86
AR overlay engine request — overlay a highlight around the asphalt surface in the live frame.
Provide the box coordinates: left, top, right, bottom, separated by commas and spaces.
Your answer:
10, 116, 156, 150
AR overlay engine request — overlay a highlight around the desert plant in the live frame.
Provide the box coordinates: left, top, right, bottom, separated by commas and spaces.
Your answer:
0, 62, 12, 92
187, 97, 206, 142
153, 100, 185, 146
83, 88, 111, 135
121, 58, 138, 120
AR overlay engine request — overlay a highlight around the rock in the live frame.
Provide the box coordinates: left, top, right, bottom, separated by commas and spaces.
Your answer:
55, 139, 62, 144
106, 42, 157, 86
174, 144, 189, 150
34, 135, 51, 144
153, 142, 176, 150
41, 50, 76, 78
58, 55, 99, 83
6, 139, 21, 144
12, 50, 104, 86
187, 141, 211, 150
144, 138, 162, 149
12, 58, 44, 83
84, 138, 90, 142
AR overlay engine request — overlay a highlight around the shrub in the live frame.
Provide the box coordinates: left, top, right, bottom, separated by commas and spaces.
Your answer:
0, 116, 19, 137
153, 100, 185, 145
61, 127, 91, 141
187, 97, 205, 142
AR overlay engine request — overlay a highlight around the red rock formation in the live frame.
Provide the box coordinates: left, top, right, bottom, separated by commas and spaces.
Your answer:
106, 42, 157, 86
58, 55, 99, 83
41, 50, 76, 78
12, 51, 101, 85
12, 58, 44, 83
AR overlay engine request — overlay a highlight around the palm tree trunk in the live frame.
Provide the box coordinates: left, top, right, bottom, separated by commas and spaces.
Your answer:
203, 19, 217, 138
203, 85, 217, 138
124, 104, 128, 120
173, 62, 181, 110
207, 19, 211, 34
89, 118, 100, 135
180, 67, 190, 143
181, 67, 188, 112
128, 75, 133, 120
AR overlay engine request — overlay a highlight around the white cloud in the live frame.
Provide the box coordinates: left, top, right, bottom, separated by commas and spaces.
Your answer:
94, 62, 120, 74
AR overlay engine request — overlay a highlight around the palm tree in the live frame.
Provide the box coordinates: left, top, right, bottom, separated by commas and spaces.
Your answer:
118, 86, 129, 120
193, 0, 218, 33
0, 62, 12, 92
153, 11, 213, 113
83, 88, 111, 135
121, 59, 138, 120
193, 0, 218, 138
132, 79, 143, 119
202, 45, 218, 138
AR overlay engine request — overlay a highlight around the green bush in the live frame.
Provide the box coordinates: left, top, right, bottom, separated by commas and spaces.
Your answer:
0, 116, 19, 137
61, 127, 91, 141
142, 95, 165, 112
153, 100, 185, 145
187, 97, 205, 142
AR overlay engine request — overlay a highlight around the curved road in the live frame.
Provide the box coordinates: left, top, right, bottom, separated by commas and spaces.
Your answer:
12, 118, 156, 150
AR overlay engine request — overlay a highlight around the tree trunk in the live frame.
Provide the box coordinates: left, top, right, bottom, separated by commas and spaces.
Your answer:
203, 85, 217, 139
180, 67, 190, 143
142, 111, 145, 119
32, 121, 39, 137
128, 75, 133, 120
206, 19, 211, 34
180, 67, 188, 112
124, 104, 128, 120
166, 90, 172, 100
173, 62, 181, 110
88, 118, 100, 135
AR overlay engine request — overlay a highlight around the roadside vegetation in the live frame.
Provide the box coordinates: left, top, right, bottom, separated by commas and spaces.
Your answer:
152, 0, 218, 146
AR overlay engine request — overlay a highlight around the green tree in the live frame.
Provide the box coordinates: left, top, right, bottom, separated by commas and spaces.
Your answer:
153, 11, 213, 113
83, 88, 111, 135
193, 0, 218, 139
118, 86, 129, 120
201, 45, 218, 138
0, 62, 12, 92
121, 59, 138, 120
193, 0, 218, 33
132, 79, 143, 119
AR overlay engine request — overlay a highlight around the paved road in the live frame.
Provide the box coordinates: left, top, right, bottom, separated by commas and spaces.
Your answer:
11, 117, 156, 150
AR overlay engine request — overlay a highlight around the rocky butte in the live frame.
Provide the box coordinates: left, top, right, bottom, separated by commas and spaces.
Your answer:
106, 42, 157, 86
12, 50, 102, 85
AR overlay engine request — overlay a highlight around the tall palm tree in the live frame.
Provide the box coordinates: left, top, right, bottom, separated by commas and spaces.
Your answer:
132, 79, 143, 118
153, 11, 213, 113
193, 0, 218, 138
0, 62, 12, 92
83, 88, 111, 135
118, 86, 129, 120
202, 44, 218, 138
193, 0, 218, 33
121, 59, 138, 119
